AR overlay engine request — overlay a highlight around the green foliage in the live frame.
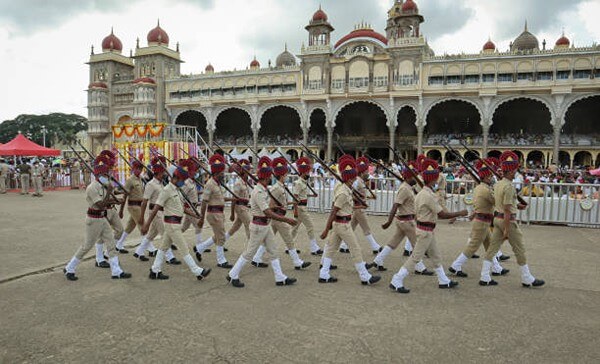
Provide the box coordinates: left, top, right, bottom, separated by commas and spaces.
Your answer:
0, 113, 88, 146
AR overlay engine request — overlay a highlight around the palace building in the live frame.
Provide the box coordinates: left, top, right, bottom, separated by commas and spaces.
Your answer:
86, 0, 600, 168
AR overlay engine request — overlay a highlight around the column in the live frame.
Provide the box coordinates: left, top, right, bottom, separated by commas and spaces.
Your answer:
253, 128, 259, 155
208, 129, 214, 148
326, 126, 333, 162
302, 126, 309, 146
417, 125, 424, 155
482, 124, 490, 157
388, 126, 395, 161
552, 123, 560, 166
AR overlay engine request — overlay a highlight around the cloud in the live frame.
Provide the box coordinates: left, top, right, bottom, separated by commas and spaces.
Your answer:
417, 0, 475, 40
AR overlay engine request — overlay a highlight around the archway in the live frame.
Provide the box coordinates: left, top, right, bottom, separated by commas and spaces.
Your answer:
334, 101, 388, 159
424, 100, 482, 145
285, 149, 299, 160
259, 106, 302, 145
487, 150, 501, 159
464, 150, 480, 162
427, 149, 442, 163
526, 150, 544, 168
396, 105, 418, 159
444, 151, 457, 163
573, 151, 593, 167
117, 115, 132, 124
175, 110, 208, 136
513, 150, 524, 163
558, 151, 570, 168
490, 98, 552, 145
215, 108, 252, 144
309, 108, 327, 145
563, 95, 600, 146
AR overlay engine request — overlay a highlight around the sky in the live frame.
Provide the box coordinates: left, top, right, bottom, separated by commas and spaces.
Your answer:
0, 0, 598, 122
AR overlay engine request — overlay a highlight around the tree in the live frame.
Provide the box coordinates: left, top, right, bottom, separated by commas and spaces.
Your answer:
0, 113, 88, 147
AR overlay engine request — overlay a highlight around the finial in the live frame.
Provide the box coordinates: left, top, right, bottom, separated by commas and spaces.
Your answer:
130, 49, 133, 57
91, 45, 94, 55
111, 26, 114, 35
136, 37, 140, 48
157, 18, 160, 27
284, 42, 288, 51
319, 3, 321, 11
176, 41, 180, 52
524, 20, 528, 31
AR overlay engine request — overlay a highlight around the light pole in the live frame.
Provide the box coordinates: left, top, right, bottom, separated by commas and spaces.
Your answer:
41, 125, 47, 147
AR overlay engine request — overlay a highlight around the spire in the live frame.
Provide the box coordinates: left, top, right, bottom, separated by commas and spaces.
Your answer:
110, 26, 114, 35
157, 18, 160, 27
284, 42, 288, 51
136, 37, 140, 48
524, 20, 528, 32
91, 45, 94, 55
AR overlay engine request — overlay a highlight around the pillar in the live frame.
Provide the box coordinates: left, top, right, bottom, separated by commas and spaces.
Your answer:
552, 123, 560, 166
302, 126, 309, 146
326, 126, 333, 162
252, 128, 259, 155
208, 129, 214, 148
482, 123, 490, 157
417, 124, 424, 155
388, 126, 395, 161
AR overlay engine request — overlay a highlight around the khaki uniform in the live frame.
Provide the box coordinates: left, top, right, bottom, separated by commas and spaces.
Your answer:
145, 178, 164, 240
323, 182, 364, 265
229, 178, 252, 239
436, 173, 448, 211
0, 162, 10, 193
202, 177, 226, 245
486, 178, 527, 265
71, 161, 81, 189
155, 183, 192, 254
240, 183, 279, 262
402, 186, 443, 271
31, 164, 44, 196
181, 178, 201, 234
74, 180, 118, 260
387, 182, 417, 249
463, 182, 494, 257
270, 180, 296, 250
123, 174, 144, 234
291, 177, 315, 240
18, 163, 31, 194
350, 177, 371, 234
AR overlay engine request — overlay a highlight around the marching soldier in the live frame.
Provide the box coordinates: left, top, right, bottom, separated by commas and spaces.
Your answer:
226, 159, 252, 241
449, 159, 508, 277
141, 163, 211, 281
114, 157, 145, 254
389, 158, 468, 294
63, 155, 131, 281
17, 158, 31, 195
0, 158, 10, 194
318, 155, 381, 285
291, 157, 323, 255
479, 151, 545, 288
70, 158, 81, 189
226, 156, 298, 288
31, 159, 44, 197
180, 159, 203, 246
251, 157, 311, 270
195, 154, 233, 268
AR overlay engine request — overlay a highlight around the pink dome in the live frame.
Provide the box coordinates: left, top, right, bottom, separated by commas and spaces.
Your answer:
147, 21, 169, 45
402, 0, 419, 13
483, 39, 496, 51
89, 82, 108, 89
133, 77, 156, 84
101, 29, 122, 52
312, 7, 328, 22
334, 28, 388, 49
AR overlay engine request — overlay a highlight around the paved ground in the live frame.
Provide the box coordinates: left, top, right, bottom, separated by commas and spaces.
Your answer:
1, 190, 599, 363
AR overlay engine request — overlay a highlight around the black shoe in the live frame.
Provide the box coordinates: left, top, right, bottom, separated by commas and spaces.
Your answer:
276, 277, 297, 286
217, 262, 233, 269
204, 249, 212, 253
226, 275, 244, 288
112, 271, 132, 279
424, 252, 429, 258
194, 250, 202, 262
403, 249, 411, 257
133, 253, 149, 262
103, 254, 109, 260
311, 249, 323, 256
449, 267, 468, 277
223, 247, 228, 252
148, 251, 157, 257
251, 261, 268, 268
479, 279, 498, 286
415, 269, 434, 276
95, 261, 110, 268
471, 254, 480, 259
116, 248, 129, 254
361, 275, 381, 285
285, 249, 300, 255
197, 268, 211, 281
339, 248, 350, 253
166, 258, 181, 265
63, 268, 78, 281
498, 254, 510, 261
364, 262, 375, 270
318, 276, 338, 283
439, 280, 459, 289
389, 283, 409, 294
295, 262, 312, 270
372, 247, 383, 255
319, 264, 337, 270
492, 268, 510, 276
149, 270, 169, 280
522, 279, 545, 288
170, 244, 178, 250
374, 264, 387, 272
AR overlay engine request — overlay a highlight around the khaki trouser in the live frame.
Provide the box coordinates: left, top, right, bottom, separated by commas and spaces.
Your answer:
147, 212, 164, 240
20, 174, 30, 194
159, 221, 192, 254
463, 220, 491, 257
181, 213, 201, 234
387, 219, 417, 249
229, 205, 251, 239
486, 218, 527, 265
71, 170, 80, 189
106, 208, 124, 240
206, 212, 226, 245
241, 222, 278, 262
402, 228, 442, 271
0, 175, 7, 193
323, 222, 364, 265
33, 176, 43, 195
351, 208, 371, 235
124, 205, 143, 234
271, 219, 296, 250
291, 206, 315, 240
75, 217, 117, 260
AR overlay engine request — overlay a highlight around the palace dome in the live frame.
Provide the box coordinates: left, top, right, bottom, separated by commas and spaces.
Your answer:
312, 7, 328, 22
555, 35, 570, 47
101, 29, 122, 52
512, 22, 539, 51
250, 57, 260, 68
147, 21, 169, 46
205, 63, 214, 72
483, 38, 496, 51
335, 26, 388, 49
402, 0, 419, 13
275, 45, 296, 67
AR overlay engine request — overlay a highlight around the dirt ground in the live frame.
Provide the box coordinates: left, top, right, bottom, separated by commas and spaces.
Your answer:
0, 190, 599, 363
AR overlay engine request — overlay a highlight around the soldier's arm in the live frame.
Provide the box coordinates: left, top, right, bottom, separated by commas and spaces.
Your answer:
382, 203, 399, 229
320, 206, 339, 239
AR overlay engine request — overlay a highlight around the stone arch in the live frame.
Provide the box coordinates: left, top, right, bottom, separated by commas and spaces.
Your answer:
174, 109, 208, 136
490, 95, 555, 129
526, 150, 545, 167
396, 104, 418, 136
258, 104, 302, 140
116, 114, 132, 124
562, 94, 600, 134
427, 149, 442, 163
214, 107, 252, 140
423, 98, 483, 135
332, 99, 390, 127
423, 97, 483, 126
308, 107, 327, 142
573, 151, 593, 167
464, 150, 480, 162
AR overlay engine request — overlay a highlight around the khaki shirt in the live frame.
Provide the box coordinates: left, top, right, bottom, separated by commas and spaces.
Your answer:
415, 186, 442, 224
293, 178, 309, 200
333, 182, 353, 216
143, 178, 162, 204
436, 174, 447, 199
202, 177, 224, 206
72, 161, 80, 171
17, 164, 31, 175
473, 182, 494, 214
0, 163, 8, 177
250, 182, 270, 217
32, 164, 44, 177
182, 178, 199, 204
86, 180, 106, 209
494, 178, 517, 214
269, 180, 287, 208
156, 182, 183, 217
233, 178, 251, 200
352, 176, 367, 200
124, 175, 144, 201
395, 181, 415, 216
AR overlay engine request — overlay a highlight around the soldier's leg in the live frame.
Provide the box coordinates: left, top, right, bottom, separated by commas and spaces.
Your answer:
480, 219, 505, 284
390, 230, 433, 291
264, 228, 295, 285
373, 220, 406, 269
240, 210, 251, 240
356, 209, 381, 252
195, 213, 219, 254
100, 220, 129, 278
278, 223, 309, 269
0, 176, 6, 193
319, 230, 342, 281
208, 213, 229, 266
451, 222, 487, 275
166, 223, 209, 279
65, 219, 102, 277
228, 224, 268, 285
300, 208, 321, 254
337, 223, 379, 283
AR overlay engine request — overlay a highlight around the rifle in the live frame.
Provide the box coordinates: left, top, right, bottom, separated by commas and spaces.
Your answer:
212, 141, 255, 189
274, 149, 319, 197
178, 147, 239, 199
441, 143, 481, 184
459, 140, 528, 206
299, 142, 368, 207
386, 144, 424, 188
70, 146, 122, 206
366, 155, 404, 182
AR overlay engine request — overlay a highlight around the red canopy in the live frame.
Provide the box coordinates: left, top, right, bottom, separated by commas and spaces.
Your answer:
0, 134, 61, 156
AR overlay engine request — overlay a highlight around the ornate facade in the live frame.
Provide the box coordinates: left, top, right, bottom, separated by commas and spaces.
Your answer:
87, 1, 600, 167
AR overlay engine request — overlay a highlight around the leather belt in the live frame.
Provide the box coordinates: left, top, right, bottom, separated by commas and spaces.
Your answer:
273, 207, 286, 216
235, 199, 249, 206
252, 216, 270, 226
474, 213, 493, 223
128, 200, 142, 206
334, 215, 352, 223
87, 208, 107, 218
298, 199, 308, 206
494, 212, 516, 220
207, 205, 224, 213
395, 214, 415, 221
149, 203, 164, 211
164, 216, 183, 224
416, 221, 436, 231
